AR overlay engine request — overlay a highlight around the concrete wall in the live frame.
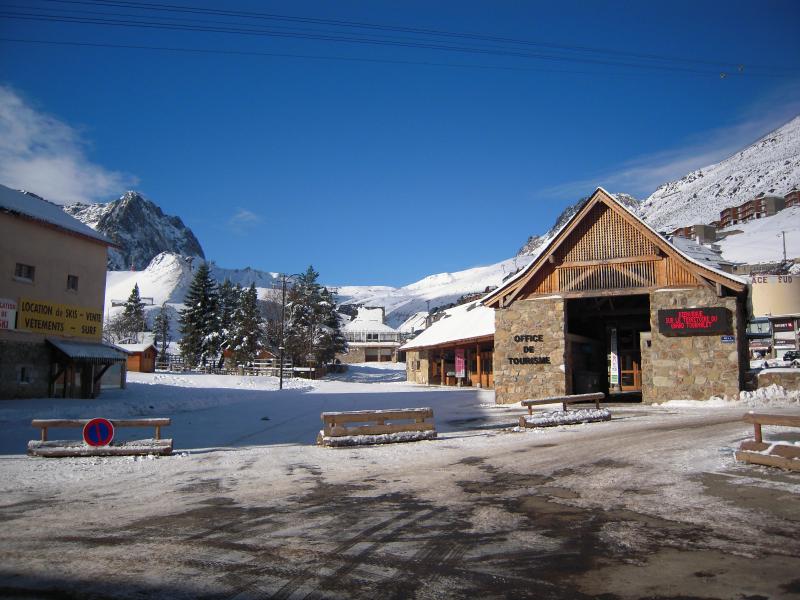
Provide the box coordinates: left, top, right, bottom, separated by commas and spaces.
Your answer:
757, 369, 800, 390
0, 212, 108, 316
642, 288, 744, 402
494, 297, 567, 404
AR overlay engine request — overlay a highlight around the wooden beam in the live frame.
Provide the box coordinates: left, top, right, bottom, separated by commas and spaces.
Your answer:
560, 255, 662, 268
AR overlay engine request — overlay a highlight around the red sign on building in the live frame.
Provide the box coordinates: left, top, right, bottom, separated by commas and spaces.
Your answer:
657, 308, 731, 337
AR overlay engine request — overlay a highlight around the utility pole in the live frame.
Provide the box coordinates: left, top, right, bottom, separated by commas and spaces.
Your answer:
780, 231, 787, 262
279, 274, 287, 390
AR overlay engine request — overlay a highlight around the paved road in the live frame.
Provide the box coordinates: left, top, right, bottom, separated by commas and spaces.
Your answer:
1, 407, 798, 599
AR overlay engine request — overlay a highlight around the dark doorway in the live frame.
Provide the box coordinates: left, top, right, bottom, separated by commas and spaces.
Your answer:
565, 295, 650, 397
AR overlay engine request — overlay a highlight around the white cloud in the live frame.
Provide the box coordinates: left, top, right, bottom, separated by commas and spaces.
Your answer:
228, 208, 263, 235
538, 82, 800, 202
0, 86, 136, 205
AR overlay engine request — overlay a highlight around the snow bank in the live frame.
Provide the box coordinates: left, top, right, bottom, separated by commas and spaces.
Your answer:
662, 384, 800, 408
521, 408, 612, 428
317, 429, 437, 447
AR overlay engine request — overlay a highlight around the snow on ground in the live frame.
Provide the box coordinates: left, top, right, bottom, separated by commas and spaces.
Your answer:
660, 382, 800, 408
1, 367, 799, 598
716, 205, 800, 263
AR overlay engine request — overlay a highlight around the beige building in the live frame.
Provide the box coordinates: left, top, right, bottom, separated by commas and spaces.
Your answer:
0, 184, 126, 399
338, 307, 401, 363
483, 188, 748, 404
748, 274, 800, 359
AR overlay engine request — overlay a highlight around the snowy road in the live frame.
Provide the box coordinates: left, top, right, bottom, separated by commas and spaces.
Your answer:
0, 366, 799, 598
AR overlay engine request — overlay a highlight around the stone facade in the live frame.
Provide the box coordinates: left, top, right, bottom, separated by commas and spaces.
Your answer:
757, 369, 800, 391
405, 349, 430, 384
494, 297, 567, 404
0, 339, 51, 399
641, 288, 745, 403
336, 345, 397, 364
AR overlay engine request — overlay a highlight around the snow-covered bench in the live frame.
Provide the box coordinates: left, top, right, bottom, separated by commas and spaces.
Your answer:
735, 412, 800, 472
317, 408, 436, 447
519, 392, 610, 428
28, 418, 172, 457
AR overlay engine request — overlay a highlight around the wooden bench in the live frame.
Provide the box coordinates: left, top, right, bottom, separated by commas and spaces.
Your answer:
317, 408, 436, 447
520, 392, 609, 428
734, 412, 800, 472
28, 418, 172, 457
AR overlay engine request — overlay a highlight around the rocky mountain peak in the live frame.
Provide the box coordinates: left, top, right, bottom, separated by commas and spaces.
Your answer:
64, 191, 205, 270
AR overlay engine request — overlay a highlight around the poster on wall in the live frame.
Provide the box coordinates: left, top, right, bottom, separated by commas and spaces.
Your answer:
609, 327, 619, 387
0, 299, 16, 330
455, 349, 465, 378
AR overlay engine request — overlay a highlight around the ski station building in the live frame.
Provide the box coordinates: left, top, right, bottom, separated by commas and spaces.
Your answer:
405, 188, 752, 404
339, 306, 402, 363
0, 184, 126, 399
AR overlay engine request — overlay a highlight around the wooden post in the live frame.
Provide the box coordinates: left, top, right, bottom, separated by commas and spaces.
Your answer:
440, 357, 445, 386
154, 425, 161, 440
754, 423, 762, 443
41, 427, 47, 442
476, 344, 481, 388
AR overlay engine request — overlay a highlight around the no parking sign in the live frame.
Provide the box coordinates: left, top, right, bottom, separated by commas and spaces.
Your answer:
83, 418, 114, 446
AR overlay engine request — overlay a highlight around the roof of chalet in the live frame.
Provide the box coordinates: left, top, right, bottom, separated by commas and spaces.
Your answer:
115, 342, 157, 354
342, 306, 398, 333
483, 187, 746, 308
0, 184, 112, 245
669, 236, 734, 270
400, 301, 494, 351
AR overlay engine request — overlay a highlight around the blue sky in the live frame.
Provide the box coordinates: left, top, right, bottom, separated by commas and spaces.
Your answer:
1, 0, 799, 286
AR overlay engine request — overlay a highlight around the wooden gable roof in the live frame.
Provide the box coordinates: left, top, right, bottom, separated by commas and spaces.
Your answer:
483, 188, 746, 308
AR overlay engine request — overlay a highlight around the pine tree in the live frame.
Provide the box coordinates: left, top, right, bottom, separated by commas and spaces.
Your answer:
179, 262, 220, 367
153, 302, 172, 361
230, 283, 265, 364
119, 283, 147, 342
284, 266, 344, 366
217, 279, 240, 340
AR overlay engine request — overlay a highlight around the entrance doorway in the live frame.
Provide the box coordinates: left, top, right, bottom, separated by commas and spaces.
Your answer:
565, 295, 650, 396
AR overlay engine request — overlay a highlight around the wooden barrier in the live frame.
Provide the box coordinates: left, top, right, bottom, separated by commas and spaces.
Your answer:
735, 412, 800, 472
522, 392, 605, 415
317, 408, 436, 447
28, 418, 172, 457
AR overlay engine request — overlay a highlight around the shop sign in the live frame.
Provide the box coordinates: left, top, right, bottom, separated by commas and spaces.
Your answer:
657, 308, 731, 337
455, 349, 465, 378
17, 297, 103, 340
773, 321, 795, 332
775, 339, 796, 348
0, 298, 16, 330
507, 334, 551, 365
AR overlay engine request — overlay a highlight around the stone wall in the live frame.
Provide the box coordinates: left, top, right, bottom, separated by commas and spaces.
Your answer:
0, 339, 51, 399
642, 288, 744, 403
337, 346, 366, 364
405, 350, 430, 384
494, 297, 566, 404
757, 369, 800, 391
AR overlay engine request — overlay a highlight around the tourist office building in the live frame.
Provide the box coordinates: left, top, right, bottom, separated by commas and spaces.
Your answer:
483, 188, 748, 404
0, 185, 126, 399
406, 188, 749, 403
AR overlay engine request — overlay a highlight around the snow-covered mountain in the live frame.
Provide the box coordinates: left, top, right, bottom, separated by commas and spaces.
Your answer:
64, 191, 205, 270
336, 255, 535, 328
639, 116, 800, 232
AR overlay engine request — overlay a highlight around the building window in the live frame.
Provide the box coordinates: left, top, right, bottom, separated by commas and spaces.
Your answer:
14, 263, 35, 282
366, 333, 379, 342
67, 274, 79, 291
19, 367, 30, 384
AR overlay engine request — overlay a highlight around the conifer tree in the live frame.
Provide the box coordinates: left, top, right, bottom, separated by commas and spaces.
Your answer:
153, 302, 172, 361
179, 262, 220, 367
217, 279, 240, 340
119, 283, 147, 342
284, 266, 345, 366
230, 283, 265, 364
